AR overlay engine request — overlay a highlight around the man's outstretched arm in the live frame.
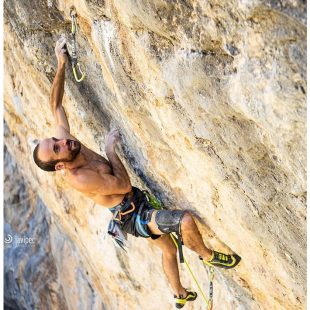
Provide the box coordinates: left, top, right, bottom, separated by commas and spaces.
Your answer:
50, 36, 70, 134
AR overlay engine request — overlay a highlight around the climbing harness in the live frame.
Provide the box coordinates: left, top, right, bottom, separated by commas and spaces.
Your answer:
107, 195, 135, 250
67, 7, 86, 82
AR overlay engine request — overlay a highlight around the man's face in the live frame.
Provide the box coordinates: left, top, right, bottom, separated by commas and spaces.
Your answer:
37, 137, 81, 166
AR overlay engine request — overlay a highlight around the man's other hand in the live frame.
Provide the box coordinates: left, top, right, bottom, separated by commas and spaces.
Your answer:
55, 36, 67, 66
105, 129, 120, 153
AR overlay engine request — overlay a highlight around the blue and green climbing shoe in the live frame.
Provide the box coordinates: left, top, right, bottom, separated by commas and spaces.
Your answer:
203, 250, 241, 269
174, 290, 197, 309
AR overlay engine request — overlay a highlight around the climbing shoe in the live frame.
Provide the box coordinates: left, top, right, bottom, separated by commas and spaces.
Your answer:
174, 290, 197, 309
202, 250, 241, 269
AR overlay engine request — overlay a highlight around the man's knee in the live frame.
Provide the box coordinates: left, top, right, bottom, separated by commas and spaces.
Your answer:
163, 247, 177, 259
181, 211, 195, 230
162, 240, 177, 257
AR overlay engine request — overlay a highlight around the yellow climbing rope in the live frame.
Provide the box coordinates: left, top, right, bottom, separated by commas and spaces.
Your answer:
170, 233, 214, 309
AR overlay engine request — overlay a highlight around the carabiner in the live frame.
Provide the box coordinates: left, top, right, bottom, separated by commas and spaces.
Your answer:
72, 63, 86, 82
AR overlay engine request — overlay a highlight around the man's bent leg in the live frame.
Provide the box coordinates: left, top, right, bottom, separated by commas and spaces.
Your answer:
180, 212, 212, 260
148, 210, 212, 260
147, 209, 240, 269
148, 234, 187, 297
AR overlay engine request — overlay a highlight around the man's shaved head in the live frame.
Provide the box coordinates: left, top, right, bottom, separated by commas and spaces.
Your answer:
33, 138, 81, 172
33, 143, 60, 171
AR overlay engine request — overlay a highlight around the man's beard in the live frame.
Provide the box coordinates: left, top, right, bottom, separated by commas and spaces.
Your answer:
63, 139, 81, 162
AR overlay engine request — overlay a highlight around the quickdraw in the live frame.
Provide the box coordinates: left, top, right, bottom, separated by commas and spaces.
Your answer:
68, 7, 86, 82
201, 261, 215, 310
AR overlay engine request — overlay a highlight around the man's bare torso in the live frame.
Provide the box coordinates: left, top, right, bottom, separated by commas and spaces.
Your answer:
64, 137, 129, 208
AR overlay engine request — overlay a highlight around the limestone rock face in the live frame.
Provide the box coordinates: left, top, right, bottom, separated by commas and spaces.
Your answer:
4, 0, 306, 309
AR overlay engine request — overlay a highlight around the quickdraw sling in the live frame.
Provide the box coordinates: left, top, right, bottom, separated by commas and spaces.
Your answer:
66, 7, 86, 82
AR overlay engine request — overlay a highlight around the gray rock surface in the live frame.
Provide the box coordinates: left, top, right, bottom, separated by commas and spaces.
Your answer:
4, 145, 105, 310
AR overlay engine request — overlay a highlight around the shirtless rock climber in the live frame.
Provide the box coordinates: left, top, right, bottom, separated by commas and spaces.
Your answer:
33, 37, 241, 309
